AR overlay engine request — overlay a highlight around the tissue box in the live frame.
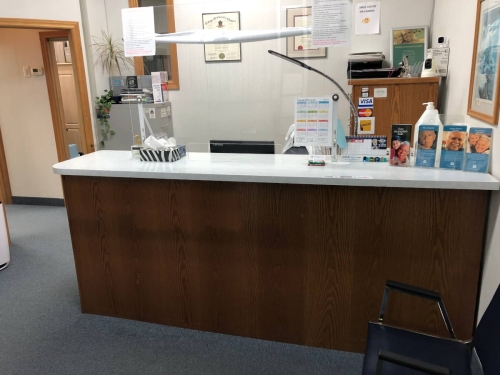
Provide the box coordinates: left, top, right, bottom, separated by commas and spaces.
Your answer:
140, 145, 186, 162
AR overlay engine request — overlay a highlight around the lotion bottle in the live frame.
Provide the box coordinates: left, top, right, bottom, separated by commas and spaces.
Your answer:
414, 102, 443, 167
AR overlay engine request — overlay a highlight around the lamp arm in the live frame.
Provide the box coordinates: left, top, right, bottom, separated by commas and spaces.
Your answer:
306, 67, 358, 135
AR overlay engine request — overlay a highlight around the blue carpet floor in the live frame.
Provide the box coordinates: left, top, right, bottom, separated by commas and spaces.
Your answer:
0, 205, 363, 375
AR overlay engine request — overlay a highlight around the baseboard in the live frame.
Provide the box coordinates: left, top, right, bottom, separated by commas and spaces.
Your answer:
12, 196, 65, 207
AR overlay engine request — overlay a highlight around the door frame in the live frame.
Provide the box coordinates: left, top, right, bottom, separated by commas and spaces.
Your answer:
40, 30, 73, 162
0, 18, 94, 204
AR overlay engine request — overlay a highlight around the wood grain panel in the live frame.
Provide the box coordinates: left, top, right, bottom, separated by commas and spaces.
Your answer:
350, 78, 440, 145
62, 176, 488, 353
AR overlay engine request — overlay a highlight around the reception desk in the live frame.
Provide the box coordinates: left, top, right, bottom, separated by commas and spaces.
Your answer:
54, 151, 499, 353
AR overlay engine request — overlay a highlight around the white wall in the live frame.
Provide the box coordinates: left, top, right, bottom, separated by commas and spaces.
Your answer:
432, 0, 500, 320
0, 29, 63, 199
0, 0, 82, 21
82, 0, 136, 98
86, 0, 434, 150
169, 0, 435, 150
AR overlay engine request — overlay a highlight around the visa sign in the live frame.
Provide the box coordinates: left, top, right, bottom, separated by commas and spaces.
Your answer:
358, 97, 374, 108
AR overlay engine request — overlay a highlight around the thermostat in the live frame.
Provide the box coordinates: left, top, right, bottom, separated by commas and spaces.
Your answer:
30, 67, 44, 76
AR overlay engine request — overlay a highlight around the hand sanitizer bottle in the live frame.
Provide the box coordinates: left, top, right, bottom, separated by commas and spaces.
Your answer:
413, 102, 443, 168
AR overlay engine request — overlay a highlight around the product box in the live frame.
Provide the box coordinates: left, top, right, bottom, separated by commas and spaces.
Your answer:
427, 48, 450, 77
152, 82, 169, 103
151, 71, 168, 84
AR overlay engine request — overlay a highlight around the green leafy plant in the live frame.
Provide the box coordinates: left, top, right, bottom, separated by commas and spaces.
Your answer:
92, 30, 134, 76
95, 89, 116, 147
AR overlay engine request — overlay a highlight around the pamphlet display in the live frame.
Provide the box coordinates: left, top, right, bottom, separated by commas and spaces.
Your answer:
440, 125, 467, 170
415, 125, 439, 168
294, 97, 333, 147
339, 135, 387, 162
465, 128, 493, 173
390, 124, 412, 167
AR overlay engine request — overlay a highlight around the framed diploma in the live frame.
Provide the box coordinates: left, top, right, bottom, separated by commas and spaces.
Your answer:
286, 7, 326, 59
202, 11, 242, 62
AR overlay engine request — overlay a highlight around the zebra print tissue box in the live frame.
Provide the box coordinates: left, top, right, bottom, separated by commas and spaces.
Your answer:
139, 146, 186, 162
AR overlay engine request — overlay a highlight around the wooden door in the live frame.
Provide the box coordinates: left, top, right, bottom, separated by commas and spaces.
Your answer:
53, 41, 65, 64
57, 63, 83, 153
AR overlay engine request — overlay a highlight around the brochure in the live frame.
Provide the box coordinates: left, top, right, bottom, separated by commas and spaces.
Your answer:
390, 124, 412, 167
464, 128, 493, 173
440, 125, 467, 170
415, 125, 439, 168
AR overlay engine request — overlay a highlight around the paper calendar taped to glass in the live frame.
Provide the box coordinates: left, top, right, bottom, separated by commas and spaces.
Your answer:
339, 135, 388, 162
294, 98, 333, 147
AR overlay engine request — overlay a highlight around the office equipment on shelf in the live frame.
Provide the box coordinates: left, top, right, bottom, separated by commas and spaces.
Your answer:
209, 140, 275, 154
339, 135, 388, 162
347, 52, 394, 79
110, 75, 152, 91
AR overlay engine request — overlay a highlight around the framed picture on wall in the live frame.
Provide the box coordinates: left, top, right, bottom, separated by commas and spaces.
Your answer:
202, 11, 242, 62
286, 6, 326, 59
468, 0, 500, 125
390, 26, 428, 76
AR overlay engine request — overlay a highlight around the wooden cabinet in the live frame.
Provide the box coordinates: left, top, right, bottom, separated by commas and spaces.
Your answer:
350, 77, 440, 145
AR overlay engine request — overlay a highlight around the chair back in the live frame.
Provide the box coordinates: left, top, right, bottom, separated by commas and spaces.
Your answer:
473, 284, 500, 374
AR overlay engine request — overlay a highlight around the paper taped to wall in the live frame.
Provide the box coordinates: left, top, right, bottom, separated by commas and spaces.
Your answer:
122, 7, 156, 57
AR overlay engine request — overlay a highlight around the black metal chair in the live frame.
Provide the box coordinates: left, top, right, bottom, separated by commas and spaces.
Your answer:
362, 280, 500, 375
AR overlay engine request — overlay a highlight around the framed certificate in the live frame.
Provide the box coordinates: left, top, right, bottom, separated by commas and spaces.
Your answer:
286, 6, 326, 59
202, 11, 242, 62
390, 26, 428, 76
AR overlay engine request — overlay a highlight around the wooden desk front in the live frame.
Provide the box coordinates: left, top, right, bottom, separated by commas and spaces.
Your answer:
62, 175, 488, 353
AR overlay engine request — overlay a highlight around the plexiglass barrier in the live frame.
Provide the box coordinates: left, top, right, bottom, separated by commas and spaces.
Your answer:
94, 1, 354, 160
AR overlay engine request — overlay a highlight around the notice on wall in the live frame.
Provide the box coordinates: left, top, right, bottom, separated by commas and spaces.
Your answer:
294, 98, 333, 147
312, 0, 351, 48
355, 1, 381, 35
122, 7, 156, 57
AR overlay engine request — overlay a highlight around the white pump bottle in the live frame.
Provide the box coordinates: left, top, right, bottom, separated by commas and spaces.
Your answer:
413, 102, 443, 167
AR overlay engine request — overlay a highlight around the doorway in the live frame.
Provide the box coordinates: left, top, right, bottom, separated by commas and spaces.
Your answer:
40, 31, 86, 158
0, 19, 94, 205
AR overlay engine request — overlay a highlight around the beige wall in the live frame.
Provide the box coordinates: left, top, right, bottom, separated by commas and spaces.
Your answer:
0, 29, 63, 199
432, 0, 500, 320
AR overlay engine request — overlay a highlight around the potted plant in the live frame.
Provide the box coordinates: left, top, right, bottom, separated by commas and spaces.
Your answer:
95, 89, 115, 147
92, 30, 134, 76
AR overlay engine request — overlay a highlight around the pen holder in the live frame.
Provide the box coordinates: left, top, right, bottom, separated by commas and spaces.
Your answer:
139, 145, 186, 162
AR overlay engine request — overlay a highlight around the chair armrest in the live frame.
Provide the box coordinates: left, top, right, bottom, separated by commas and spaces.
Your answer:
376, 350, 451, 375
379, 280, 456, 339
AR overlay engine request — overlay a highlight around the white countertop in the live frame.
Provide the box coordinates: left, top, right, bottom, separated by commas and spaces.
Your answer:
53, 151, 500, 191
